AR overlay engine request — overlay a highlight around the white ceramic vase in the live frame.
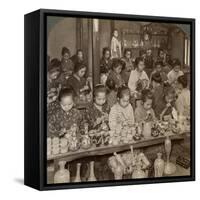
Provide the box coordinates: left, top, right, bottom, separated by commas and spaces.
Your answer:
88, 161, 97, 181
54, 161, 70, 183
74, 163, 81, 182
154, 153, 165, 177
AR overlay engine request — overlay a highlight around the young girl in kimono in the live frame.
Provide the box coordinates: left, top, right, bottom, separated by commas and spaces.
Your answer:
100, 47, 112, 74
167, 58, 184, 85
107, 58, 125, 89
71, 49, 86, 66
99, 47, 112, 86
128, 57, 149, 95
150, 61, 168, 84
135, 89, 156, 123
156, 86, 178, 121
60, 47, 74, 80
121, 48, 134, 85
86, 84, 110, 130
65, 63, 90, 98
109, 86, 135, 131
111, 29, 122, 58
48, 87, 83, 137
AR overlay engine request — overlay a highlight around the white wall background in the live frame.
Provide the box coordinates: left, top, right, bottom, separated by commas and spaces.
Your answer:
0, 0, 199, 198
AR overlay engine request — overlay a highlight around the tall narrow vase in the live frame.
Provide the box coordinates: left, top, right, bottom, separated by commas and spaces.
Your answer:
164, 136, 176, 175
88, 161, 97, 181
74, 163, 81, 182
154, 153, 165, 177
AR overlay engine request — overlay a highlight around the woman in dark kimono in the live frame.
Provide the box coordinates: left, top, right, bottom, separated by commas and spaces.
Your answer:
85, 85, 110, 130
65, 63, 90, 96
100, 47, 112, 74
71, 49, 86, 66
121, 48, 134, 85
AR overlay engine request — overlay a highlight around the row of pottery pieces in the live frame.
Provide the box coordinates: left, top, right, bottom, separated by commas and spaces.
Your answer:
53, 136, 177, 183
48, 118, 187, 157
54, 161, 96, 183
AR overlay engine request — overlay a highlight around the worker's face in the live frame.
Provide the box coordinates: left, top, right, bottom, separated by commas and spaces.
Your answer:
173, 65, 181, 73
77, 67, 86, 78
146, 49, 152, 56
77, 51, 83, 60
100, 73, 108, 85
95, 92, 106, 106
104, 50, 110, 59
114, 65, 122, 74
119, 94, 130, 108
143, 99, 152, 110
137, 61, 145, 72
63, 53, 70, 61
156, 64, 162, 72
159, 51, 165, 58
125, 51, 131, 59
113, 30, 118, 37
60, 96, 74, 112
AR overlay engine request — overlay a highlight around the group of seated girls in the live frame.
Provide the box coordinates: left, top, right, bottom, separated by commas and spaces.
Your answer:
47, 46, 190, 137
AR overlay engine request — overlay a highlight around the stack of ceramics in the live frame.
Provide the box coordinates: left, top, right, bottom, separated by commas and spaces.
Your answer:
52, 137, 60, 155
60, 137, 68, 154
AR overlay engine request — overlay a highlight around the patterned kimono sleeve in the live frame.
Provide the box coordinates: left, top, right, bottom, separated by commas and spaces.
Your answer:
109, 106, 118, 130
48, 113, 60, 137
77, 109, 85, 130
84, 106, 94, 129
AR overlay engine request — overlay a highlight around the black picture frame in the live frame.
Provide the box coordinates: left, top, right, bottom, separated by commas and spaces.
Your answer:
24, 9, 195, 191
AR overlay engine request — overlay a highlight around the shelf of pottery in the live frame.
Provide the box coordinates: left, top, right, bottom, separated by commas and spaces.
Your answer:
47, 117, 190, 183
121, 23, 172, 58
52, 134, 188, 184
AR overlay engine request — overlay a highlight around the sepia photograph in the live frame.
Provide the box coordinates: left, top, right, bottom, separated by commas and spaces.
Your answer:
46, 14, 193, 185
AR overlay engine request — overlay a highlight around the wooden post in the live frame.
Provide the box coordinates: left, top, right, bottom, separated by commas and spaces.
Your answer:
87, 19, 93, 78
92, 19, 100, 86
76, 18, 82, 50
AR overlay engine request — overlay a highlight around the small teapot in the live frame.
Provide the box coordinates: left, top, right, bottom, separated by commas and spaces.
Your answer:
101, 121, 109, 131
81, 134, 91, 149
126, 129, 133, 142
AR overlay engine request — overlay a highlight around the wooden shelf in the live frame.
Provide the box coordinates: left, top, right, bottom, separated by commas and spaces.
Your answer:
48, 132, 187, 163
